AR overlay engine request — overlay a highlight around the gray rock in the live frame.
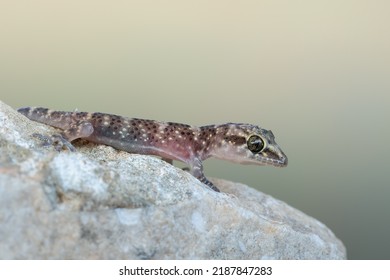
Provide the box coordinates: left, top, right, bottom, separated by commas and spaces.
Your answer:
0, 100, 346, 259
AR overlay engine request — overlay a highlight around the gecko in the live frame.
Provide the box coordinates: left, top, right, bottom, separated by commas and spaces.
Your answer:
17, 107, 288, 192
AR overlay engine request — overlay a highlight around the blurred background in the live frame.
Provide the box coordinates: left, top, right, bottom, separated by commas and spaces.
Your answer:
1, 0, 389, 259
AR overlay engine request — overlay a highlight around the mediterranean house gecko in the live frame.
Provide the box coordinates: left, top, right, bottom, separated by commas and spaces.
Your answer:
18, 107, 288, 192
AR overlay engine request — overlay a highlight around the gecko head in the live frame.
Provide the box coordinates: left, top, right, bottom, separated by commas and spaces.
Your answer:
209, 124, 288, 167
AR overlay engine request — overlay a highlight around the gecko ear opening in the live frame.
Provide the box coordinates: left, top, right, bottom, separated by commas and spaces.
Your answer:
247, 135, 265, 153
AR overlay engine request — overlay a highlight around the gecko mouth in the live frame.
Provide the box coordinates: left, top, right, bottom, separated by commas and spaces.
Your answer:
258, 155, 288, 167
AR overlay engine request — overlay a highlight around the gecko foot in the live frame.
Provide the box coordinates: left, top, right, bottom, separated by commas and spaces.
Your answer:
32, 133, 76, 152
199, 176, 220, 192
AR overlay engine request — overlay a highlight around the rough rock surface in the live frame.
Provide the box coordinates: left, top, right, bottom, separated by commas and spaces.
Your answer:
0, 101, 346, 259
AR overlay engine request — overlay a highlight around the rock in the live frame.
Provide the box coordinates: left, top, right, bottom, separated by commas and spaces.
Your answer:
0, 100, 346, 259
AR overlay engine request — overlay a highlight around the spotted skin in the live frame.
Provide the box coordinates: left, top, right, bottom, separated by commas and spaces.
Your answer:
17, 107, 288, 192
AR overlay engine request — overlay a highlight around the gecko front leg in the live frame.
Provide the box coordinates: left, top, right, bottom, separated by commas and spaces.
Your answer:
189, 158, 220, 192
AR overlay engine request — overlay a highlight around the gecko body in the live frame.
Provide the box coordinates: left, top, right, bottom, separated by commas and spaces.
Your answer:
18, 107, 288, 192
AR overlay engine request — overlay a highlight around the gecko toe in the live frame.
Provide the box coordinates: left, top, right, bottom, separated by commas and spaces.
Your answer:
52, 134, 76, 152
32, 133, 76, 152
208, 184, 220, 192
32, 133, 53, 146
199, 176, 220, 192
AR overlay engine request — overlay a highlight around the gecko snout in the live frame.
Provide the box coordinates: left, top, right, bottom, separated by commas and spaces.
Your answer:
280, 156, 288, 167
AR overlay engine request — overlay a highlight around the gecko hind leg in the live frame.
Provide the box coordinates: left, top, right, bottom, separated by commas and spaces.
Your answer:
32, 121, 94, 152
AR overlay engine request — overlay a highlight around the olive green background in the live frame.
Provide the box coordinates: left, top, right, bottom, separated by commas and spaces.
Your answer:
1, 1, 389, 259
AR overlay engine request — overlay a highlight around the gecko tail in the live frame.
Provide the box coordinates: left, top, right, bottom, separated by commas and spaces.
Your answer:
17, 106, 33, 116
17, 107, 72, 130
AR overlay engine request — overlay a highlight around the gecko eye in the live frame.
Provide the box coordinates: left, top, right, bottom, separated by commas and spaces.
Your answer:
247, 135, 265, 153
